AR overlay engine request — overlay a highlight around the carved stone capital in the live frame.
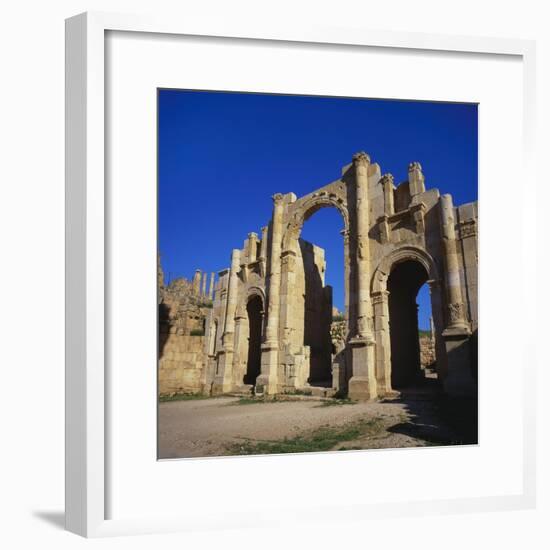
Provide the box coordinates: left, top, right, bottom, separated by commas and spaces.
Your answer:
380, 173, 394, 186
447, 302, 465, 324
272, 193, 284, 204
352, 151, 371, 165
408, 161, 422, 172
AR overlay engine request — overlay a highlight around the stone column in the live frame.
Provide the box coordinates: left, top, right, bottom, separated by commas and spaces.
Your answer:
257, 193, 284, 395
259, 225, 268, 277
348, 152, 377, 400
208, 272, 215, 300
381, 173, 395, 216
439, 194, 473, 396
408, 162, 426, 197
259, 226, 268, 260
232, 307, 247, 387
192, 269, 201, 295
201, 272, 207, 297
248, 232, 259, 263
212, 249, 241, 394
440, 194, 468, 330
341, 229, 350, 338
372, 290, 392, 395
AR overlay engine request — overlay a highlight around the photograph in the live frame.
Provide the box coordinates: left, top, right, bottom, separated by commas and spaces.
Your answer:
157, 90, 478, 459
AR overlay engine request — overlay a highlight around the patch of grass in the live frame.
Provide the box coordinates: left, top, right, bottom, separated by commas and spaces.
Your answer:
283, 389, 312, 396
315, 398, 357, 408
159, 392, 210, 402
227, 417, 384, 455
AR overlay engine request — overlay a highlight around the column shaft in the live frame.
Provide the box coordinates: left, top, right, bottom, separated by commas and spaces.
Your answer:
257, 194, 284, 394
208, 272, 215, 300
354, 154, 374, 340
264, 196, 284, 345
212, 250, 241, 394
223, 250, 241, 337
440, 194, 468, 329
348, 152, 377, 400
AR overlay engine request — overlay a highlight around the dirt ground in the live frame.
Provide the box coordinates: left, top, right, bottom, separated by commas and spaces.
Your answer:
158, 385, 477, 458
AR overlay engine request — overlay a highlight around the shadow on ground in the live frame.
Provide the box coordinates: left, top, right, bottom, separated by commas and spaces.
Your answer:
32, 510, 65, 530
381, 378, 478, 446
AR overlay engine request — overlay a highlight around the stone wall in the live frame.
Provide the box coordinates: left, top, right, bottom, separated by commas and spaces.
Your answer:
158, 331, 206, 396
158, 261, 212, 396
419, 336, 436, 369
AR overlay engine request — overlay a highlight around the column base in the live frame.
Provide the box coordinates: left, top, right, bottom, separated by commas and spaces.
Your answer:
348, 377, 378, 401
257, 343, 279, 395
211, 349, 234, 395
348, 337, 377, 401
442, 327, 475, 397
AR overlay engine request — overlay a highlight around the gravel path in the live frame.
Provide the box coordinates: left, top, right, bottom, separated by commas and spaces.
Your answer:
158, 392, 465, 458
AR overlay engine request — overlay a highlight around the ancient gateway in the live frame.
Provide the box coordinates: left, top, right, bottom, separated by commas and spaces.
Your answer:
159, 152, 478, 400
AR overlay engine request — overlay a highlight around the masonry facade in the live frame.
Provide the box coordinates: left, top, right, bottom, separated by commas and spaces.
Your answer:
162, 152, 478, 400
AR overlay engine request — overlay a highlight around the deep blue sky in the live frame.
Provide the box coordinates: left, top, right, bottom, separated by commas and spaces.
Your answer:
158, 90, 478, 330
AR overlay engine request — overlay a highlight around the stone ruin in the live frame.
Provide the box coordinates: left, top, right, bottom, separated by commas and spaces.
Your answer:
158, 152, 478, 400
158, 262, 214, 395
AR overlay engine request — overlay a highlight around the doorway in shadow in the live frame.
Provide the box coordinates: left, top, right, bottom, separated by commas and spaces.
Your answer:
388, 260, 432, 389
244, 295, 262, 385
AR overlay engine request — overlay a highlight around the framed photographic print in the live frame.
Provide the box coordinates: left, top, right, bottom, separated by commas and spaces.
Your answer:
66, 11, 536, 537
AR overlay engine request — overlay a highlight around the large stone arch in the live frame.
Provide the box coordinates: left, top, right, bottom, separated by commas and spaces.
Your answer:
277, 192, 350, 390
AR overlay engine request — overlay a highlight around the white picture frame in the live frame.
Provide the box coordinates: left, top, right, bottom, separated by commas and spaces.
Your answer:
65, 11, 536, 538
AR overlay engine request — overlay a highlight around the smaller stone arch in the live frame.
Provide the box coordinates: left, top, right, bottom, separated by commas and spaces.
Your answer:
246, 286, 266, 309
371, 245, 439, 294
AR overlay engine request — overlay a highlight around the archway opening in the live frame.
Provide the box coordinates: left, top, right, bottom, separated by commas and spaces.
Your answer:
300, 206, 345, 387
244, 295, 262, 385
388, 259, 433, 389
